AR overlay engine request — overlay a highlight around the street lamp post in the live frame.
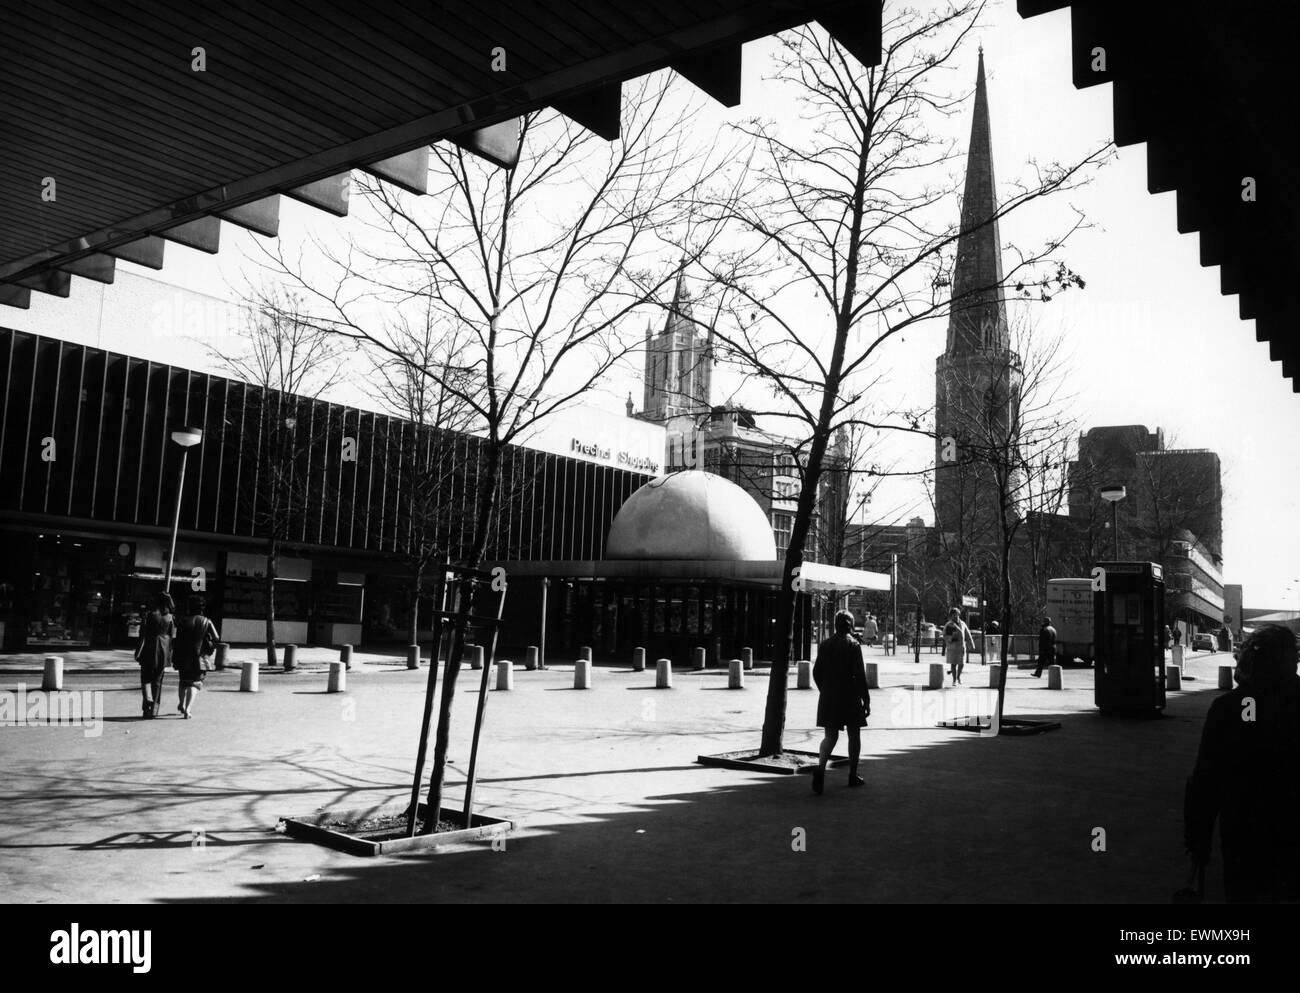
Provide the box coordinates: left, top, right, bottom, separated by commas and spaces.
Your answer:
1099, 484, 1127, 560
890, 552, 898, 657
540, 576, 549, 671
164, 426, 204, 593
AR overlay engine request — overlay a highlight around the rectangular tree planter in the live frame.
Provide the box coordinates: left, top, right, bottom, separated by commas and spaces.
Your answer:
281, 801, 514, 857
937, 716, 1062, 735
697, 749, 848, 775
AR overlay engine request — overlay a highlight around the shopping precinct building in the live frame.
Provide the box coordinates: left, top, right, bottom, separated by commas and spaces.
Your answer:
0, 326, 885, 659
0, 326, 659, 653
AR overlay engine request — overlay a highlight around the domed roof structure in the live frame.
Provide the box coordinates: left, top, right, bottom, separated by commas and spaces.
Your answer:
605, 470, 777, 561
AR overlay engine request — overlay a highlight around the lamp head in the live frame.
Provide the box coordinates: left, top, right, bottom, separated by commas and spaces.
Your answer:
170, 426, 203, 448
1099, 484, 1127, 503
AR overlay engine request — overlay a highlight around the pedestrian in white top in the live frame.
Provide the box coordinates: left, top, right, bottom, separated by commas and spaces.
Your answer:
944, 607, 976, 686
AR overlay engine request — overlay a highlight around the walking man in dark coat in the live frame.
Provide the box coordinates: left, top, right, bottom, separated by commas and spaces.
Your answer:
1184, 625, 1300, 902
812, 610, 871, 795
135, 592, 175, 718
1033, 615, 1057, 678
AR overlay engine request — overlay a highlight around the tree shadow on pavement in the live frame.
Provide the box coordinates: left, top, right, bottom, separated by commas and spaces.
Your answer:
148, 692, 1220, 904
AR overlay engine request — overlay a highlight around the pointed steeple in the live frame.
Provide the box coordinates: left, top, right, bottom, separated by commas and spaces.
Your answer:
667, 267, 693, 332
946, 49, 1008, 355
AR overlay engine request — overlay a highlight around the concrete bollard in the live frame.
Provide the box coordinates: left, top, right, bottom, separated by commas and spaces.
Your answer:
525, 646, 539, 671
693, 646, 706, 670
1047, 664, 1063, 690
655, 658, 673, 689
240, 661, 259, 692
215, 643, 229, 671
327, 661, 346, 693
986, 635, 1001, 662
1172, 645, 1184, 668
989, 663, 1002, 688
41, 655, 63, 691
468, 645, 484, 671
928, 662, 944, 690
796, 660, 812, 690
283, 644, 297, 672
1219, 665, 1234, 690
742, 647, 754, 671
728, 659, 744, 689
574, 659, 592, 689
579, 645, 593, 662
406, 644, 420, 670
632, 647, 646, 672
864, 661, 879, 689
339, 644, 352, 671
1167, 665, 1182, 691
495, 661, 513, 691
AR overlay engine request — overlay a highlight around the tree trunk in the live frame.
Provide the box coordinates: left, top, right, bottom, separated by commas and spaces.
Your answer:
409, 566, 423, 649
757, 117, 872, 756
759, 417, 839, 756
264, 537, 278, 668
424, 438, 503, 828
994, 533, 1012, 724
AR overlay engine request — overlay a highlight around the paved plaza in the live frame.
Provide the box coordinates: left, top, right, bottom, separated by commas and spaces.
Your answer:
0, 645, 1232, 903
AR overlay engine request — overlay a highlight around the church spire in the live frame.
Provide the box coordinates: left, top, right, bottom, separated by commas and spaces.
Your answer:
946, 49, 1008, 355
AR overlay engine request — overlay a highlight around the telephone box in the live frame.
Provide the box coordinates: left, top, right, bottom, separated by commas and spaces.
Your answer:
1094, 561, 1166, 714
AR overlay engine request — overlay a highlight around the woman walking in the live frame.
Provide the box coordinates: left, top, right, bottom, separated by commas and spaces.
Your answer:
811, 610, 871, 795
944, 607, 976, 686
172, 595, 219, 718
135, 592, 175, 719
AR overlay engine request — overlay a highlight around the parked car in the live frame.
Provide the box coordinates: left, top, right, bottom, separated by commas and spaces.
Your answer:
1191, 632, 1215, 652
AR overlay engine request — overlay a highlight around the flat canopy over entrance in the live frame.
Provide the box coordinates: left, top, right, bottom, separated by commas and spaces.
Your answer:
492, 559, 891, 592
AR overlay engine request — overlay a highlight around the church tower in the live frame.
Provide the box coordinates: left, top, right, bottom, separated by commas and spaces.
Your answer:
934, 50, 1023, 537
639, 271, 713, 422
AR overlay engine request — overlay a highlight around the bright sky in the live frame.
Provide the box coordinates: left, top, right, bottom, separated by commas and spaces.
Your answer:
9, 1, 1297, 609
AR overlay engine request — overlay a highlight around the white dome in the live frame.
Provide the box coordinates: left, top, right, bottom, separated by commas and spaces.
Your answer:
605, 470, 777, 561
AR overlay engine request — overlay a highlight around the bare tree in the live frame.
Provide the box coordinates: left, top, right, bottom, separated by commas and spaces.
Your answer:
926, 466, 998, 615
256, 72, 728, 826
215, 285, 342, 667
940, 311, 1077, 719
369, 310, 481, 648
662, 3, 1108, 754
1128, 441, 1223, 565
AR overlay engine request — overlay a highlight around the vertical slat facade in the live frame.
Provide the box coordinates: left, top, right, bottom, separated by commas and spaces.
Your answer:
0, 328, 651, 565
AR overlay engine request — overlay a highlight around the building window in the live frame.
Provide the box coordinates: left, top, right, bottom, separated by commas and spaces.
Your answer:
773, 512, 794, 556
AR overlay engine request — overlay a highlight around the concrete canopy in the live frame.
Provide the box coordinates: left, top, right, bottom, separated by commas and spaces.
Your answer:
494, 558, 891, 592
0, 0, 882, 305
1018, 0, 1300, 391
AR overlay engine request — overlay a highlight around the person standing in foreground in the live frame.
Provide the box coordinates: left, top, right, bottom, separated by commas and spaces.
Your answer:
172, 595, 220, 718
135, 592, 175, 719
944, 607, 975, 685
1184, 625, 1300, 902
1033, 615, 1058, 678
812, 610, 871, 795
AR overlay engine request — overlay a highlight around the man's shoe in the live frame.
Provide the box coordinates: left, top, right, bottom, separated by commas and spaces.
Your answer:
811, 767, 825, 795
848, 773, 865, 787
